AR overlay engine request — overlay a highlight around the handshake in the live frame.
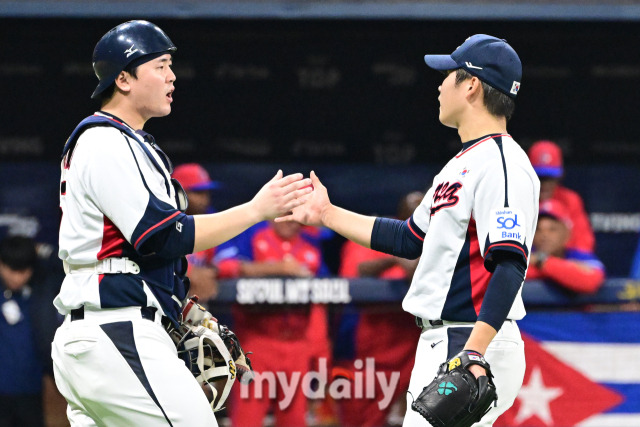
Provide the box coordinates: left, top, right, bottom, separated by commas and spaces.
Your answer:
170, 296, 254, 411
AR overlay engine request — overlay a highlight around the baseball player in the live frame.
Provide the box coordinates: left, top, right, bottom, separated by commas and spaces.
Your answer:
278, 34, 539, 426
51, 20, 310, 426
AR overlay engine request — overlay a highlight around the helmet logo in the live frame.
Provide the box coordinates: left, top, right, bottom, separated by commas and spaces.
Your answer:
124, 44, 139, 58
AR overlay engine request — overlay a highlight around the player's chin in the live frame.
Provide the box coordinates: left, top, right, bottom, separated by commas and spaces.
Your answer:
154, 104, 172, 117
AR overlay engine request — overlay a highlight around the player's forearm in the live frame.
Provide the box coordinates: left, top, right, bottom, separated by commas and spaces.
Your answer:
322, 205, 376, 248
464, 321, 497, 356
192, 203, 260, 252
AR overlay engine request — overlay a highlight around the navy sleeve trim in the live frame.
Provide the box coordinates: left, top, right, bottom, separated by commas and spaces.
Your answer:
477, 257, 525, 331
408, 216, 425, 241
371, 217, 423, 260
139, 215, 196, 258
134, 211, 180, 249
483, 234, 528, 272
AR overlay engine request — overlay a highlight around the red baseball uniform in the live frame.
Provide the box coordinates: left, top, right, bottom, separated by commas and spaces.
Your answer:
338, 241, 420, 427
550, 185, 595, 252
230, 226, 329, 427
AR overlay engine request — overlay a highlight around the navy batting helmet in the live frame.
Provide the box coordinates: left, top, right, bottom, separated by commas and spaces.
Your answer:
91, 20, 177, 99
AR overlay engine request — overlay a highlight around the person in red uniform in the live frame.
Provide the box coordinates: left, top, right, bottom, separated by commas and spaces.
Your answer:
528, 199, 605, 293
172, 163, 222, 302
528, 140, 595, 252
337, 191, 424, 427
226, 220, 330, 427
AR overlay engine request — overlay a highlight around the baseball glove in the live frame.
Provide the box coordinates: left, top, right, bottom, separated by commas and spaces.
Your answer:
411, 350, 497, 427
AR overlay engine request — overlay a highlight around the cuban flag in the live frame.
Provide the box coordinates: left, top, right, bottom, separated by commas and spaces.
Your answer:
496, 311, 640, 427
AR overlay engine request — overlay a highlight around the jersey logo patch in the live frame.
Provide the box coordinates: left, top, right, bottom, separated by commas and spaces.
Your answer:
430, 181, 462, 216
489, 208, 526, 244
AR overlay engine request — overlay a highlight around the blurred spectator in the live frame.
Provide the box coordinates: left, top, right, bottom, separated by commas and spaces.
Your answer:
172, 163, 221, 302
528, 140, 595, 252
0, 235, 63, 427
337, 191, 424, 427
528, 199, 605, 293
226, 220, 330, 427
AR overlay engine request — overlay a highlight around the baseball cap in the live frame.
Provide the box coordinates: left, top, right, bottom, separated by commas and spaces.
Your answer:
424, 34, 522, 98
528, 140, 563, 178
172, 163, 220, 191
539, 199, 572, 229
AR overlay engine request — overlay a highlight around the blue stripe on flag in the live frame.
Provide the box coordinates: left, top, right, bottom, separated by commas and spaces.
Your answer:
518, 311, 640, 343
604, 383, 640, 413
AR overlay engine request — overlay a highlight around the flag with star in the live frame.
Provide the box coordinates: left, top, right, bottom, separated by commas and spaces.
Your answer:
495, 311, 640, 427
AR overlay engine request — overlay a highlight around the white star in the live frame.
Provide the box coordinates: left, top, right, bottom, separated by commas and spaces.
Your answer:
514, 366, 564, 426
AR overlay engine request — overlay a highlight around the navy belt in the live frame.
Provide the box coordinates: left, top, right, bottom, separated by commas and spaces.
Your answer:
70, 306, 157, 322
415, 317, 444, 329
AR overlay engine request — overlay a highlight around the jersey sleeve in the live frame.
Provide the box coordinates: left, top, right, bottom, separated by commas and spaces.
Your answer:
411, 184, 433, 235
473, 158, 538, 272
73, 128, 186, 253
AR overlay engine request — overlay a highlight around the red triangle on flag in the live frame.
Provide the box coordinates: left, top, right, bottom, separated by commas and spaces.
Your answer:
495, 333, 624, 427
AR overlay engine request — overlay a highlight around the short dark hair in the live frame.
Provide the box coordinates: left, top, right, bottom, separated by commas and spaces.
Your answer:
0, 235, 37, 271
96, 64, 139, 105
455, 68, 516, 121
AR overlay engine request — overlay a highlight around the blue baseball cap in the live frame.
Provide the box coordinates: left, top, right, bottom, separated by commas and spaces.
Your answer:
424, 34, 522, 98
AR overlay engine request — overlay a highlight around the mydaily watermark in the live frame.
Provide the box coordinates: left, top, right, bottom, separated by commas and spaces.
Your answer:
239, 357, 400, 411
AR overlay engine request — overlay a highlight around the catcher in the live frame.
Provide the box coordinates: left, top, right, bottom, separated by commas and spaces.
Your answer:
51, 19, 310, 426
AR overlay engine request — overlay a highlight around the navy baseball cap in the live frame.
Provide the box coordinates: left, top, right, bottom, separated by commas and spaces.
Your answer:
424, 34, 522, 98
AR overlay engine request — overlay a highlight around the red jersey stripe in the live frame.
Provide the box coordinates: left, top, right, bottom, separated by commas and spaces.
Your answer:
407, 219, 425, 242
134, 211, 180, 249
97, 217, 126, 260
483, 242, 528, 260
456, 134, 511, 158
468, 218, 492, 315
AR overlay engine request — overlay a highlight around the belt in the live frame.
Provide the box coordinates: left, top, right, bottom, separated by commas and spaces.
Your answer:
415, 317, 444, 329
63, 258, 140, 275
415, 317, 514, 329
70, 306, 157, 322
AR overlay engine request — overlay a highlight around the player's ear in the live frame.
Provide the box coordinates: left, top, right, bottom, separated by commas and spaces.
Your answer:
114, 71, 132, 94
466, 76, 482, 101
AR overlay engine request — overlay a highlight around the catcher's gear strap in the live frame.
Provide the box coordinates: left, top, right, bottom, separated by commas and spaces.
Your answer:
185, 326, 236, 412
218, 324, 254, 385
370, 217, 423, 260
411, 350, 497, 427
63, 257, 140, 275
61, 114, 195, 259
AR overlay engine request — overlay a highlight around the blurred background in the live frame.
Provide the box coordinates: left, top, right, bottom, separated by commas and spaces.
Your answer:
1, 1, 639, 426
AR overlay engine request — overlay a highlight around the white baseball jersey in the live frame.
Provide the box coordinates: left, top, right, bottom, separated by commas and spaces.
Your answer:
52, 112, 219, 426
402, 133, 540, 322
56, 112, 186, 319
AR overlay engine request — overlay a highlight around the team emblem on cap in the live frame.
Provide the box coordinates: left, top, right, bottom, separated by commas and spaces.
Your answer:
465, 61, 483, 70
510, 81, 521, 95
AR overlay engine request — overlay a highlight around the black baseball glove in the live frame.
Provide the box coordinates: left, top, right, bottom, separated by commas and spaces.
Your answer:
411, 350, 497, 427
